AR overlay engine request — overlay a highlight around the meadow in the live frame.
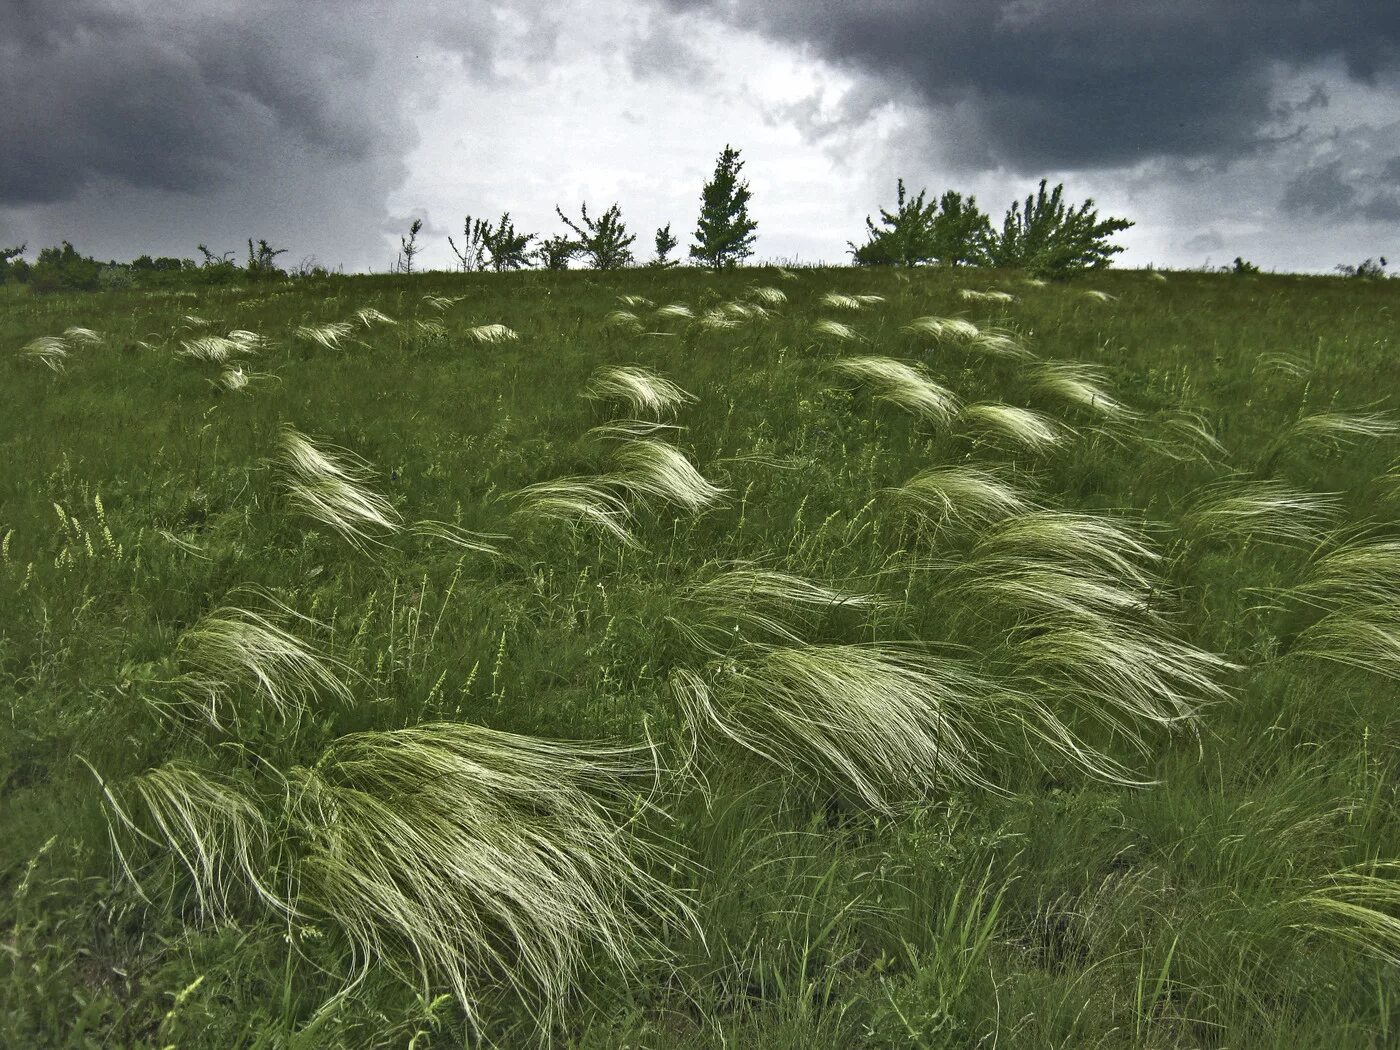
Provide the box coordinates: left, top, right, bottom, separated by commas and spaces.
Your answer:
2, 264, 1399, 1047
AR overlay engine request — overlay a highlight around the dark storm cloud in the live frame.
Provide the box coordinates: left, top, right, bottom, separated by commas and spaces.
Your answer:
1282, 149, 1400, 223
656, 0, 1400, 171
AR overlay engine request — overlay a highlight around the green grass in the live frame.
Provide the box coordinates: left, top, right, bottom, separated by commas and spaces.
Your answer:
2, 266, 1399, 1047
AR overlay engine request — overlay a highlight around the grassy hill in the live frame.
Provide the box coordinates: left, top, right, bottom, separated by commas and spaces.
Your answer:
3, 266, 1399, 1047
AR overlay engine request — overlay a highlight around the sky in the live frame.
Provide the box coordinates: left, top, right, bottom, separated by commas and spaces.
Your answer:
2, 0, 1398, 274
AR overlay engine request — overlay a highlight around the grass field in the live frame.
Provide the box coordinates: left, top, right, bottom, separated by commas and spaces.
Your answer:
3, 265, 1399, 1047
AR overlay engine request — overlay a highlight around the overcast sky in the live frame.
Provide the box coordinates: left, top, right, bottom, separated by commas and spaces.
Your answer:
3, 0, 1398, 274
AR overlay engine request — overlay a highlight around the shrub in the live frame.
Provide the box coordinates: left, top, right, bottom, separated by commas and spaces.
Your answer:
1336, 257, 1388, 279
555, 202, 636, 270
850, 181, 994, 267
988, 180, 1133, 276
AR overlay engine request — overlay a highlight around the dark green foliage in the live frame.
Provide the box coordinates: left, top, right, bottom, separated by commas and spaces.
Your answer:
245, 238, 288, 277
448, 216, 492, 272
1231, 256, 1261, 275
1336, 256, 1388, 278
29, 241, 103, 293
453, 213, 535, 272
397, 218, 424, 275
849, 180, 994, 267
555, 202, 636, 270
652, 223, 679, 268
0, 243, 25, 284
989, 179, 1133, 276
534, 234, 576, 271
690, 144, 758, 268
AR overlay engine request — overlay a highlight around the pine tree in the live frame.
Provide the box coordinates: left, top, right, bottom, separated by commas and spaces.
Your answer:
690, 145, 758, 268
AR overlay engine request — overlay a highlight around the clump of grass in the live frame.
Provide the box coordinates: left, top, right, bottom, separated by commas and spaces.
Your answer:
617, 294, 653, 308
464, 324, 518, 344
654, 303, 694, 322
605, 310, 645, 333
960, 403, 1066, 452
606, 438, 727, 513
812, 319, 860, 341
968, 329, 1034, 359
1027, 361, 1133, 418
422, 294, 464, 311
1081, 290, 1117, 303
214, 366, 278, 393
171, 593, 355, 728
276, 426, 402, 550
903, 316, 981, 343
181, 331, 264, 361
958, 289, 1016, 304
696, 308, 742, 332
507, 478, 638, 547
1280, 410, 1399, 451
295, 322, 359, 350
887, 466, 1037, 535
830, 356, 960, 424
62, 326, 104, 345
819, 293, 867, 310
1182, 480, 1341, 547
970, 511, 1162, 589
748, 286, 787, 305
583, 365, 696, 419
354, 307, 398, 328
20, 335, 69, 371
1293, 863, 1400, 966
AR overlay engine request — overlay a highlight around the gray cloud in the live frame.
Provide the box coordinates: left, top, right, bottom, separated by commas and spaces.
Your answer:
655, 1, 1400, 171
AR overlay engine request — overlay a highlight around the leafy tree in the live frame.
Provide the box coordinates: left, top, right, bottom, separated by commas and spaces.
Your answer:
1230, 256, 1260, 275
0, 243, 25, 284
988, 180, 1133, 276
398, 218, 424, 275
555, 202, 636, 270
652, 223, 679, 268
849, 181, 992, 267
535, 234, 576, 271
691, 144, 758, 268
30, 241, 102, 292
482, 212, 535, 271
246, 238, 288, 277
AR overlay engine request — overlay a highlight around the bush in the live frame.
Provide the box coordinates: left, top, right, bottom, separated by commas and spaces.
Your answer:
1336, 257, 1388, 279
849, 181, 993, 267
30, 241, 102, 293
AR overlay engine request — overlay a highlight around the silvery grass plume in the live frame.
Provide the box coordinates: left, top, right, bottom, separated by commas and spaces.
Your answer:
1027, 361, 1134, 419
582, 365, 696, 419
181, 313, 214, 327
1182, 480, 1341, 547
887, 466, 1037, 535
507, 478, 638, 547
1293, 864, 1400, 967
277, 426, 402, 550
830, 357, 960, 424
1148, 271, 1168, 282
1152, 412, 1230, 464
671, 646, 999, 809
354, 307, 398, 328
171, 594, 355, 728
811, 318, 860, 341
21, 335, 69, 371
958, 563, 1157, 624
970, 511, 1162, 590
1278, 410, 1399, 451
617, 294, 653, 308
748, 285, 788, 305
286, 723, 682, 1028
1023, 278, 1048, 288
605, 309, 645, 333
968, 329, 1034, 359
903, 316, 981, 344
63, 326, 104, 345
215, 366, 278, 393
295, 322, 359, 350
1256, 352, 1311, 379
96, 724, 682, 1030
409, 520, 506, 556
960, 403, 1066, 452
422, 294, 465, 311
819, 292, 867, 310
695, 307, 741, 332
653, 303, 694, 322
668, 565, 880, 653
775, 265, 800, 281
719, 300, 772, 323
1284, 540, 1400, 679
605, 437, 727, 513
1081, 290, 1117, 303
1294, 538, 1400, 609
415, 319, 447, 338
464, 323, 518, 344
958, 289, 1017, 304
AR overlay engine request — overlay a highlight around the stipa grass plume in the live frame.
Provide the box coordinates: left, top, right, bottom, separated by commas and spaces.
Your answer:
1152, 411, 1230, 464
819, 292, 865, 310
1182, 480, 1341, 547
288, 722, 681, 1027
171, 593, 355, 728
354, 307, 398, 328
62, 326, 104, 345
718, 300, 772, 322
582, 365, 696, 419
1294, 538, 1400, 609
970, 511, 1162, 590
653, 302, 694, 322
959, 563, 1156, 624
695, 307, 741, 332
295, 322, 358, 350
215, 366, 278, 393
617, 294, 653, 308
506, 478, 637, 547
958, 289, 1016, 304
277, 426, 402, 550
21, 335, 69, 371
422, 293, 464, 311
463, 323, 518, 344
1279, 410, 1399, 450
1081, 289, 1117, 303
811, 318, 860, 341
1290, 605, 1400, 681
605, 309, 645, 333
960, 403, 1066, 452
606, 438, 727, 513
669, 565, 879, 652
1027, 361, 1133, 419
748, 285, 788, 305
887, 466, 1037, 535
830, 356, 960, 425
968, 329, 1034, 359
1293, 863, 1400, 966
903, 316, 980, 343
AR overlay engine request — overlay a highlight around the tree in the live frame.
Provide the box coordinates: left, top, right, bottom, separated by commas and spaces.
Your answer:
448, 216, 492, 272
0, 243, 25, 284
246, 238, 288, 277
691, 145, 758, 268
652, 223, 679, 268
535, 235, 576, 271
555, 202, 636, 270
848, 181, 993, 267
398, 218, 424, 275
482, 212, 535, 271
988, 180, 1133, 276
1336, 256, 1388, 278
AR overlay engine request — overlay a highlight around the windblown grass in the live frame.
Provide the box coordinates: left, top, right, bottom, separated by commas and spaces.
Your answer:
582, 365, 695, 419
830, 356, 960, 424
276, 426, 402, 549
887, 466, 1037, 534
